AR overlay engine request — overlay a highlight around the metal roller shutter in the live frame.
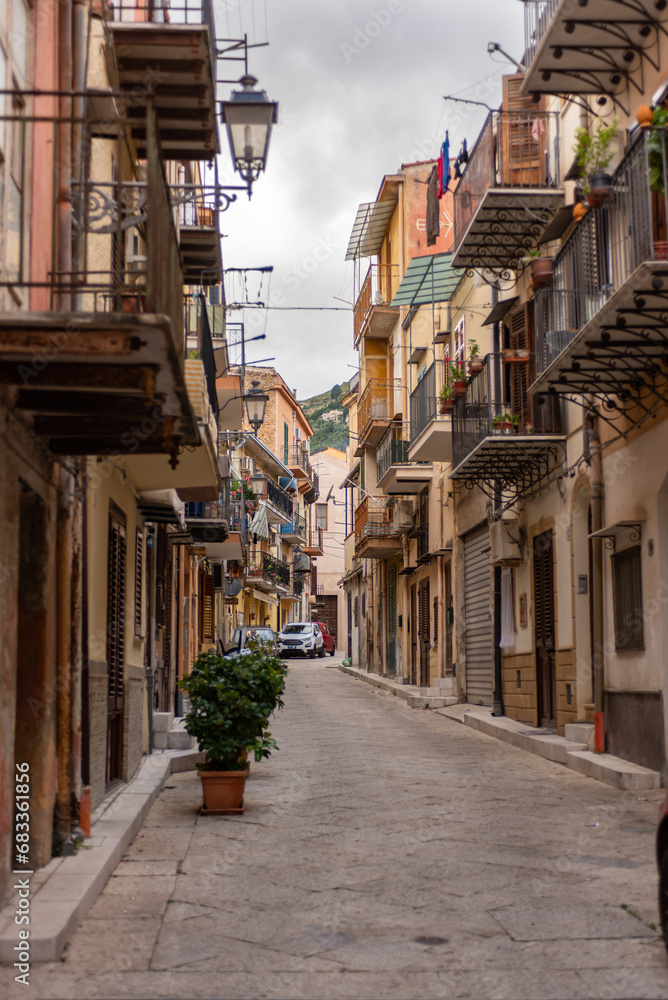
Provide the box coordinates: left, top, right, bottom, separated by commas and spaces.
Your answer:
463, 527, 493, 706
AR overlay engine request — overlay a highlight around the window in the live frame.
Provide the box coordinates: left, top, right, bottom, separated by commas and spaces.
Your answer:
612, 546, 644, 651
283, 422, 289, 463
353, 596, 359, 627
315, 503, 327, 532
454, 317, 465, 365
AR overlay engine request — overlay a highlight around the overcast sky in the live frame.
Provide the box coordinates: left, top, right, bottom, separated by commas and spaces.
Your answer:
215, 0, 526, 401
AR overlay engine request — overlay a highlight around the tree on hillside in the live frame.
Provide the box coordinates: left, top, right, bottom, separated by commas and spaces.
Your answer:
331, 384, 341, 400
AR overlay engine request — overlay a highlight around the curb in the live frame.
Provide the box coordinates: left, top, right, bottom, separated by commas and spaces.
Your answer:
0, 747, 204, 963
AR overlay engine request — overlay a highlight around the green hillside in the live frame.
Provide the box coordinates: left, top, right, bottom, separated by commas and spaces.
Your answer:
300, 381, 350, 454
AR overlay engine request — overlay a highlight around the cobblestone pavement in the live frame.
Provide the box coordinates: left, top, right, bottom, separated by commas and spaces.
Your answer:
3, 660, 668, 999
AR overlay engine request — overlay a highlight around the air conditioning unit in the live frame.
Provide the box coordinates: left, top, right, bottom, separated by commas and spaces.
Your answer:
489, 521, 523, 565
393, 500, 414, 533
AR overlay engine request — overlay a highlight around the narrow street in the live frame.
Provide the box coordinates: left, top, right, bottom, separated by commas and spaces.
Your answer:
6, 661, 668, 1000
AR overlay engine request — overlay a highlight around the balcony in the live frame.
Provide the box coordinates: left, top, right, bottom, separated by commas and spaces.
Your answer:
262, 478, 294, 524
262, 552, 291, 591
0, 106, 199, 468
376, 425, 433, 495
450, 355, 565, 501
354, 496, 402, 559
280, 510, 307, 543
176, 179, 222, 286
109, 0, 219, 161
292, 573, 304, 598
522, 0, 668, 109
408, 361, 453, 464
532, 127, 668, 415
184, 498, 227, 541
353, 263, 400, 345
452, 110, 564, 281
358, 377, 400, 447
303, 524, 324, 556
285, 445, 314, 486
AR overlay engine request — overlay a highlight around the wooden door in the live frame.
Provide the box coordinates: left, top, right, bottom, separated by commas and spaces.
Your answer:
501, 74, 545, 186
387, 564, 397, 676
347, 591, 352, 658
418, 578, 430, 686
533, 530, 557, 728
410, 584, 417, 685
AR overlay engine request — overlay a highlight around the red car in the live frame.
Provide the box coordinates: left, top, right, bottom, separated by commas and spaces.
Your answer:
313, 621, 336, 656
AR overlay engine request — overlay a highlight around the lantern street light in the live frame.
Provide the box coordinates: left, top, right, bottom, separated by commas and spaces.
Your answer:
244, 379, 268, 436
221, 75, 278, 194
249, 469, 266, 499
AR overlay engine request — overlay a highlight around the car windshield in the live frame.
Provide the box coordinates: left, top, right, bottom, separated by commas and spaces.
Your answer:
282, 624, 311, 634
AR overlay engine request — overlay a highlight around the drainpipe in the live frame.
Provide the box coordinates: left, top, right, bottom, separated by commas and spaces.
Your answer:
146, 526, 156, 754
54, 476, 74, 850
80, 461, 91, 837
491, 287, 504, 717
72, 0, 87, 310
57, 0, 73, 310
587, 404, 605, 751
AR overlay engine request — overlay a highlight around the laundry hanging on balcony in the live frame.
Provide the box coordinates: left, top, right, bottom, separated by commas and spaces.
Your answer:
427, 165, 439, 246
437, 131, 450, 199
248, 503, 270, 542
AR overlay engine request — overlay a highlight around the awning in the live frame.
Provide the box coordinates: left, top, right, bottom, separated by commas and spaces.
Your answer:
248, 504, 270, 541
136, 501, 181, 524
252, 589, 278, 607
482, 296, 519, 327
345, 201, 396, 260
539, 204, 576, 245
391, 253, 463, 307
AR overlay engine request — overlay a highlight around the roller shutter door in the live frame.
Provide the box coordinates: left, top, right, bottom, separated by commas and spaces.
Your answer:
463, 527, 493, 706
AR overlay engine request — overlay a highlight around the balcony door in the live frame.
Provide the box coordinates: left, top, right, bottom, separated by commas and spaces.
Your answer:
534, 530, 557, 729
418, 578, 430, 687
387, 564, 397, 676
410, 584, 418, 685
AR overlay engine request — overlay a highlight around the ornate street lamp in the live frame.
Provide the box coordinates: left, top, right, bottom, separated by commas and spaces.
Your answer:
244, 379, 268, 435
249, 469, 266, 499
221, 76, 278, 192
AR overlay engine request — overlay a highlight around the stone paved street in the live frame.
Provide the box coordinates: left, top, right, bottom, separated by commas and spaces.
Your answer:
3, 660, 668, 999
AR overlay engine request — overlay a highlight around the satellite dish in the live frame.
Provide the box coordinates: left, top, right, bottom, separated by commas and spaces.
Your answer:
224, 578, 242, 597
325, 486, 334, 503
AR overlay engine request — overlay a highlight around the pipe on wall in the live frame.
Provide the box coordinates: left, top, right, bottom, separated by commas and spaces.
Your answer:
586, 404, 605, 751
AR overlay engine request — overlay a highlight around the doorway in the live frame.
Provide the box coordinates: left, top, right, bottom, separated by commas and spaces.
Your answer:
533, 529, 557, 728
410, 584, 417, 685
106, 506, 126, 787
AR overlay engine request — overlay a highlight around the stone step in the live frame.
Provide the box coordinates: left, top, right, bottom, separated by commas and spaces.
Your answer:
152, 711, 175, 733
564, 723, 595, 749
566, 750, 661, 791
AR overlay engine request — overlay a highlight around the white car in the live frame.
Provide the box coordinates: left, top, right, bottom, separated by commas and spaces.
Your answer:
277, 622, 325, 659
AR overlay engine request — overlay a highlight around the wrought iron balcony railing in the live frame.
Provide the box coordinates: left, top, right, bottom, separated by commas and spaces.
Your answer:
534, 127, 668, 377
354, 496, 394, 546
353, 263, 400, 343
285, 446, 313, 482
409, 361, 448, 444
522, 0, 560, 72
262, 552, 291, 589
111, 0, 214, 24
454, 109, 560, 252
264, 478, 294, 519
376, 428, 409, 484
358, 377, 400, 443
280, 510, 306, 538
305, 525, 324, 552
292, 574, 304, 597
184, 500, 224, 519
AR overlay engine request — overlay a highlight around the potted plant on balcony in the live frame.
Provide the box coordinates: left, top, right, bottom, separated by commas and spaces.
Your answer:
503, 346, 531, 364
179, 648, 287, 814
522, 248, 553, 288
501, 412, 514, 434
573, 116, 618, 207
492, 413, 503, 434
468, 340, 484, 375
439, 384, 455, 414
450, 363, 467, 396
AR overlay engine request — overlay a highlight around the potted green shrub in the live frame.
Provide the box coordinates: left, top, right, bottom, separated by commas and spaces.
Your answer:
521, 248, 553, 288
573, 116, 618, 207
439, 384, 455, 413
450, 363, 467, 395
501, 412, 514, 434
468, 340, 484, 375
179, 647, 287, 814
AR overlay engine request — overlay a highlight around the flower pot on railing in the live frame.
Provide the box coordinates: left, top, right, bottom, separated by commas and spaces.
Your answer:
529, 257, 553, 289
452, 379, 467, 397
439, 398, 455, 414
503, 348, 531, 364
586, 172, 613, 207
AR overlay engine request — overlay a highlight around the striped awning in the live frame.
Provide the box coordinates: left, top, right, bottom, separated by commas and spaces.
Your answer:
248, 503, 270, 541
391, 252, 463, 307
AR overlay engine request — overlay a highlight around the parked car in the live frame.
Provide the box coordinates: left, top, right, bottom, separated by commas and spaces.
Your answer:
223, 626, 275, 657
277, 622, 324, 658
312, 621, 336, 656
657, 791, 668, 952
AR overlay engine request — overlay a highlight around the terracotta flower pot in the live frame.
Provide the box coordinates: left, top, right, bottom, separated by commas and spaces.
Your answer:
439, 399, 454, 414
453, 379, 467, 396
529, 258, 553, 288
469, 360, 484, 375
199, 767, 249, 814
587, 172, 612, 208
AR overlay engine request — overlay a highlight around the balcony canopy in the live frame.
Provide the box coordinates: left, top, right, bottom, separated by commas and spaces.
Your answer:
521, 0, 668, 111
450, 435, 566, 502
345, 201, 396, 260
391, 253, 463, 307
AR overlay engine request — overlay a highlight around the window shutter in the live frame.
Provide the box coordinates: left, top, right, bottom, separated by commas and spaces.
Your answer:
203, 574, 215, 643
354, 596, 359, 627
433, 596, 438, 645
107, 514, 126, 713
508, 304, 531, 427
612, 546, 644, 651
134, 528, 143, 638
